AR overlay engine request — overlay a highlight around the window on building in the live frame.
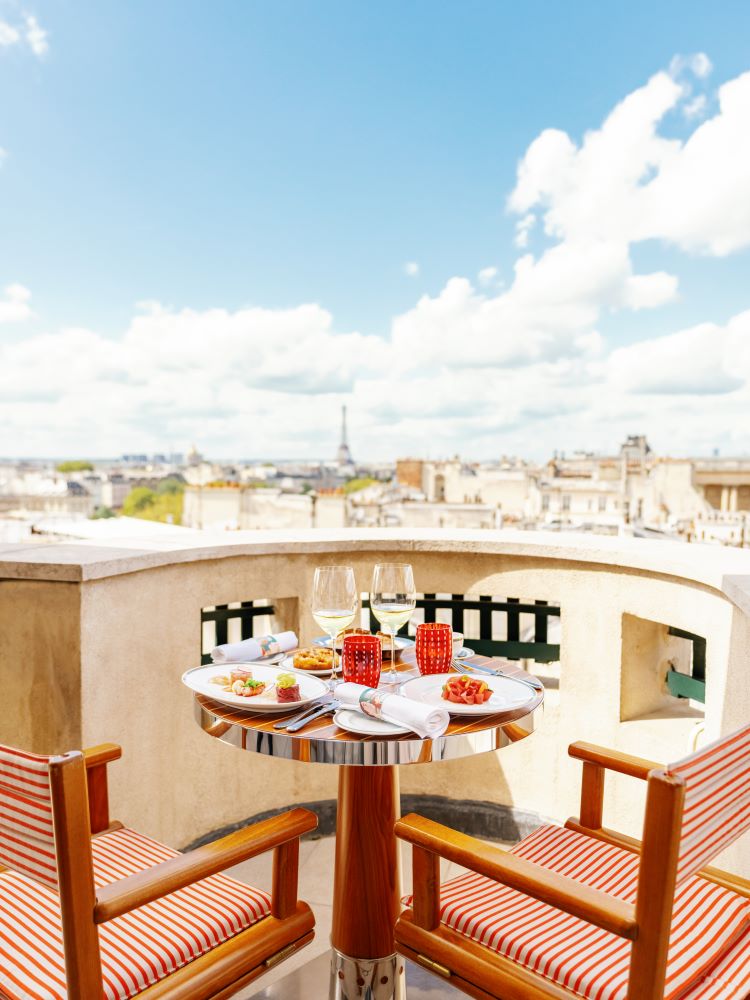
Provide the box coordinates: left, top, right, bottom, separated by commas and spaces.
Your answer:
562, 495, 571, 512
541, 495, 550, 512
598, 496, 607, 512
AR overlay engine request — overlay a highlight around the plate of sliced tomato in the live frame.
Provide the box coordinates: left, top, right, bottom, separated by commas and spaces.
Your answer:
400, 671, 536, 716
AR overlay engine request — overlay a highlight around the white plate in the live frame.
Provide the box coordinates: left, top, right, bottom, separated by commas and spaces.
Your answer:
400, 672, 535, 716
453, 646, 476, 659
278, 653, 332, 677
333, 708, 410, 736
182, 662, 328, 713
313, 634, 415, 651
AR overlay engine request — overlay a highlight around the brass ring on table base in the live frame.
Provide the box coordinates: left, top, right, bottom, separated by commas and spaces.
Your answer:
193, 693, 543, 767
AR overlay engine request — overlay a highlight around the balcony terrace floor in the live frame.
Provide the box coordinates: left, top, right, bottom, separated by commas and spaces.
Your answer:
229, 831, 508, 997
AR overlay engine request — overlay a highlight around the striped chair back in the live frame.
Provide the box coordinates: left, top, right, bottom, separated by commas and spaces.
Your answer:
0, 744, 58, 889
667, 723, 750, 885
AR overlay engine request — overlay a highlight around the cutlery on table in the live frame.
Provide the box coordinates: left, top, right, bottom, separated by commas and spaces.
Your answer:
285, 701, 341, 733
452, 659, 544, 691
273, 698, 331, 730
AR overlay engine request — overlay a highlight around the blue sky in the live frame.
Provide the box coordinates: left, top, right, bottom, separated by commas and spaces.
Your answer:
2, 2, 750, 459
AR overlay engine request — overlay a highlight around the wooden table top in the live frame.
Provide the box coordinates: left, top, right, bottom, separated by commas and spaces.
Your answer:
193, 651, 544, 767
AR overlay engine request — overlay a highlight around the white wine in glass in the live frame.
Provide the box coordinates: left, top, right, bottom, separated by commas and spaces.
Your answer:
312, 565, 357, 689
370, 563, 416, 688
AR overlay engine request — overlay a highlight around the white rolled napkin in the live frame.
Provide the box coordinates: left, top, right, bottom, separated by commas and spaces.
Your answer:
336, 682, 449, 739
211, 631, 297, 664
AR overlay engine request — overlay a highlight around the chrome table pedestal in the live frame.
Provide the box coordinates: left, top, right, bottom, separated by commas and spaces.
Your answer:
248, 951, 459, 999
330, 949, 406, 1000
194, 653, 543, 1000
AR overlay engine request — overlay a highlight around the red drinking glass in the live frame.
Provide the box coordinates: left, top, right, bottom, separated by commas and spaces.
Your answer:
342, 634, 382, 688
415, 622, 453, 675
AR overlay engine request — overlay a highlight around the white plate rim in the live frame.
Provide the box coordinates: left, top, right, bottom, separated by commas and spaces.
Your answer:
400, 671, 535, 716
313, 634, 416, 649
333, 708, 410, 736
182, 662, 328, 713
278, 653, 332, 677
453, 646, 476, 659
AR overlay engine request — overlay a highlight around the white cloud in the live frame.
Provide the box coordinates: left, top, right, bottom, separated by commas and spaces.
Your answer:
510, 67, 750, 257
3, 57, 750, 460
608, 314, 750, 395
0, 284, 33, 323
670, 53, 713, 81
514, 213, 536, 248
0, 11, 48, 57
683, 94, 707, 120
25, 14, 48, 57
0, 21, 20, 46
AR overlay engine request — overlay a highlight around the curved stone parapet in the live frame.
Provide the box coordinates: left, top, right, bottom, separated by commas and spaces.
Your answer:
1, 528, 749, 869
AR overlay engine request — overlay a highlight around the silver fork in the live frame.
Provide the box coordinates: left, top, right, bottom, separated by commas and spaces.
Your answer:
452, 659, 544, 692
273, 698, 332, 730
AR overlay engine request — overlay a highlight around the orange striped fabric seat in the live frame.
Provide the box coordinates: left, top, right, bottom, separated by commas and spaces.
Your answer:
667, 725, 750, 886
682, 926, 750, 999
0, 745, 57, 889
408, 823, 750, 1000
0, 826, 271, 1000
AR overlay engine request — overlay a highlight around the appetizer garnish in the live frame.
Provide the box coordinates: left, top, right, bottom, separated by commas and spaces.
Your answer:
231, 677, 267, 697
276, 672, 301, 703
210, 674, 230, 686
441, 674, 492, 705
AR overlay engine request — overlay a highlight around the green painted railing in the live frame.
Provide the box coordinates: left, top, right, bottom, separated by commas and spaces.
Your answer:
364, 593, 561, 663
665, 626, 706, 704
201, 601, 276, 664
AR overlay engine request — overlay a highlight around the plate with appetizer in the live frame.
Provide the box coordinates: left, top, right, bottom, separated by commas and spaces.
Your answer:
182, 663, 328, 713
400, 672, 535, 716
313, 629, 415, 660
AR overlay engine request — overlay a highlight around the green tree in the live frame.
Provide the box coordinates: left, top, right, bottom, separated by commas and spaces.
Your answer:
343, 477, 377, 494
90, 506, 116, 519
122, 485, 184, 525
156, 476, 185, 495
56, 460, 94, 473
122, 487, 157, 515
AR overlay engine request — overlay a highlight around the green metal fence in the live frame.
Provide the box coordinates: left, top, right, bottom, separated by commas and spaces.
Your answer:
364, 593, 561, 663
666, 626, 706, 704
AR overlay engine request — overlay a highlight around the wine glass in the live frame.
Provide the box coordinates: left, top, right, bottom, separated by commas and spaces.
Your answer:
370, 563, 416, 689
312, 565, 358, 689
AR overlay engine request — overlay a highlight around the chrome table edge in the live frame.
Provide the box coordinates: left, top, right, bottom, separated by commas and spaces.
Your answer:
193, 693, 543, 766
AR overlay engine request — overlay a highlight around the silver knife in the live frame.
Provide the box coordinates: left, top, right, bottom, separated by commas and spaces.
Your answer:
286, 701, 340, 733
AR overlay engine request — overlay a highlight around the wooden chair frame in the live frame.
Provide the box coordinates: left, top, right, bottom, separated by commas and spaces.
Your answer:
395, 740, 750, 1000
38, 744, 317, 1000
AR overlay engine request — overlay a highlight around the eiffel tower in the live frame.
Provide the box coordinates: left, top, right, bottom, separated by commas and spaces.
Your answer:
336, 405, 353, 466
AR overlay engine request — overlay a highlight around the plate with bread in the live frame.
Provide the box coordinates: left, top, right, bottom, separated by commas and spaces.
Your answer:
280, 647, 335, 676
313, 628, 415, 660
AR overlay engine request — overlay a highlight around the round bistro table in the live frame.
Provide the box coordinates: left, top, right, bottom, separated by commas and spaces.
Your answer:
193, 652, 544, 1000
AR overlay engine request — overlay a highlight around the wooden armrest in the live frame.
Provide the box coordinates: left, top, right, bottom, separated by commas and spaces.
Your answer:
395, 814, 638, 941
83, 745, 122, 834
94, 807, 317, 924
83, 744, 122, 768
569, 742, 661, 780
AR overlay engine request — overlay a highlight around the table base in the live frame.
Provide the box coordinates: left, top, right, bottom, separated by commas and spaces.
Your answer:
246, 950, 462, 999
329, 948, 405, 1000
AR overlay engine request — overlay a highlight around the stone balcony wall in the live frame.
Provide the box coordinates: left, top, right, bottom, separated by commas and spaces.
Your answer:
2, 528, 750, 872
